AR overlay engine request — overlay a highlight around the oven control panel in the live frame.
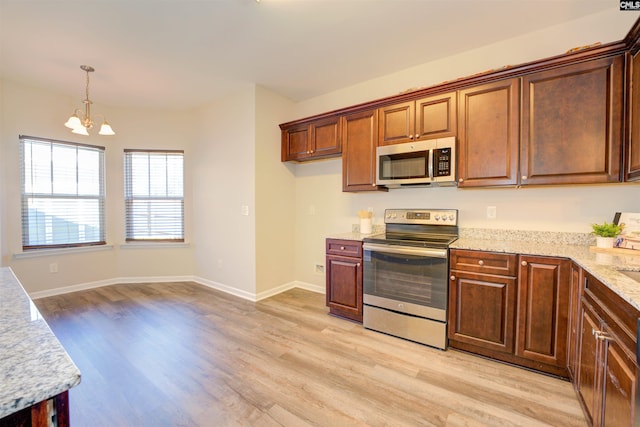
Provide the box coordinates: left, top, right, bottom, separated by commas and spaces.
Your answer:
384, 209, 457, 225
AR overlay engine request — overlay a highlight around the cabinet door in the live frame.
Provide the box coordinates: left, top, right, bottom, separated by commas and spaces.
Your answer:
578, 301, 603, 426
602, 333, 637, 427
457, 78, 520, 187
448, 270, 516, 353
521, 55, 623, 185
282, 123, 311, 161
326, 254, 363, 322
342, 109, 386, 192
378, 101, 414, 146
416, 92, 457, 140
568, 262, 584, 382
516, 256, 570, 370
627, 49, 640, 181
310, 116, 341, 158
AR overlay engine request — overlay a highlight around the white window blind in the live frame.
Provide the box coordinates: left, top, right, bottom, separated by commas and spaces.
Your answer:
20, 135, 106, 249
124, 150, 184, 241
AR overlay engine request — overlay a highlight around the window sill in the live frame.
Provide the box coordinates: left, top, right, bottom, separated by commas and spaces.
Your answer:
119, 242, 191, 249
13, 244, 114, 259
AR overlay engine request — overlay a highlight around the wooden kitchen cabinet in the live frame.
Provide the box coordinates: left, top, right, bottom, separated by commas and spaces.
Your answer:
281, 116, 341, 162
626, 47, 640, 181
377, 92, 456, 146
449, 250, 518, 353
577, 271, 639, 427
521, 55, 624, 185
325, 239, 363, 322
516, 255, 570, 372
567, 261, 584, 383
457, 78, 520, 187
449, 249, 571, 377
341, 109, 386, 192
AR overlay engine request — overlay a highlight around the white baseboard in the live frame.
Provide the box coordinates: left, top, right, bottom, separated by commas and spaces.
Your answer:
29, 276, 325, 301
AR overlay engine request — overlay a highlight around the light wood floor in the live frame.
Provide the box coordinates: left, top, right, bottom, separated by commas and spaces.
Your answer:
34, 282, 587, 427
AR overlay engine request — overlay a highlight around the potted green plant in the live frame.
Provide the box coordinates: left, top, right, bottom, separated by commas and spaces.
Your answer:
591, 221, 624, 248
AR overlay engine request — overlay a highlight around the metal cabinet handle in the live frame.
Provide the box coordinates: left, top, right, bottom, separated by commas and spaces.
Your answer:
478, 260, 484, 266
521, 261, 528, 266
340, 246, 345, 250
450, 275, 456, 281
458, 178, 464, 183
409, 135, 414, 140
357, 263, 361, 267
415, 134, 420, 139
522, 175, 527, 180
597, 331, 613, 342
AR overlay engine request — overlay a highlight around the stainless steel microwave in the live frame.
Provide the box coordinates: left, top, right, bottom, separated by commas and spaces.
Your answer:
376, 137, 457, 188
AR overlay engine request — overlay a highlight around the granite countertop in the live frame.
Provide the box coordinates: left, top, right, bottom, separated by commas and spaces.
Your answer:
0, 267, 81, 418
327, 227, 640, 311
452, 229, 640, 311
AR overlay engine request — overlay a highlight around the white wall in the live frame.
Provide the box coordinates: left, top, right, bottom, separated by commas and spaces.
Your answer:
1, 79, 196, 293
254, 86, 297, 296
288, 10, 640, 288
191, 86, 257, 297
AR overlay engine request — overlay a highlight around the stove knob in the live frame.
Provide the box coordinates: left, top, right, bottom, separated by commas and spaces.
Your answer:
434, 215, 440, 221
449, 214, 455, 221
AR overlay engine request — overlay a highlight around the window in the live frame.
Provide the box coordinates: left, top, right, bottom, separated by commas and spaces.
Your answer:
124, 150, 184, 242
20, 135, 106, 249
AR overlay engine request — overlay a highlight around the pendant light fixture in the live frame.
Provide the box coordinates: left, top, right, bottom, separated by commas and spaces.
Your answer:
64, 65, 115, 136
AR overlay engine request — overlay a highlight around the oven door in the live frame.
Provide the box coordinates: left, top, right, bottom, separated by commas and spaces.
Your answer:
363, 243, 448, 321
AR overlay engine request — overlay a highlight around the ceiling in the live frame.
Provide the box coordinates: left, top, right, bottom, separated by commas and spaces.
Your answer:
0, 1, 633, 110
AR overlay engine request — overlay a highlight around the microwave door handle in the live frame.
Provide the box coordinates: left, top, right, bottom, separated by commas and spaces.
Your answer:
428, 149, 434, 179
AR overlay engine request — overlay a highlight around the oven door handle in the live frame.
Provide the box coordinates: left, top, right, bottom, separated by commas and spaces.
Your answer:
363, 243, 448, 258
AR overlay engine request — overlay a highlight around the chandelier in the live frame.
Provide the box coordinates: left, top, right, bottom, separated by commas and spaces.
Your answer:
64, 65, 115, 136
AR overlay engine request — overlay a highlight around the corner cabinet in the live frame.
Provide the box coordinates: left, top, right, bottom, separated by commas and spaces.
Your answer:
521, 55, 624, 185
449, 249, 570, 377
577, 271, 639, 427
457, 78, 520, 187
281, 116, 341, 162
377, 91, 457, 146
341, 109, 387, 192
325, 239, 363, 322
627, 46, 640, 181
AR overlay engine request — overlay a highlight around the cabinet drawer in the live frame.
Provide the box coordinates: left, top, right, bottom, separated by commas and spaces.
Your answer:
450, 249, 517, 276
326, 239, 362, 257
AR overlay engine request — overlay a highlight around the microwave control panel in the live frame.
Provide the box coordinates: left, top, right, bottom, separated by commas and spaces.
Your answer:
435, 148, 452, 177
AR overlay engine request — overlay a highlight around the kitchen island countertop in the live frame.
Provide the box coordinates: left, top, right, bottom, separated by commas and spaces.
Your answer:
0, 267, 81, 418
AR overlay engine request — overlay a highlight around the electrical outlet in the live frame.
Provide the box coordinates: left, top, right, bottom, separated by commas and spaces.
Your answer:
486, 206, 497, 219
314, 264, 325, 275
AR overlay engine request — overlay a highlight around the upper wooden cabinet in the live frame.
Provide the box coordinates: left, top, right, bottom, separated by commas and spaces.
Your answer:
521, 56, 624, 185
281, 116, 341, 162
627, 48, 640, 181
378, 92, 456, 146
342, 109, 386, 192
457, 78, 520, 187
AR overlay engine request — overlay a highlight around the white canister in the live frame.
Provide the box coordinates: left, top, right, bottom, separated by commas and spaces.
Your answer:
360, 218, 372, 234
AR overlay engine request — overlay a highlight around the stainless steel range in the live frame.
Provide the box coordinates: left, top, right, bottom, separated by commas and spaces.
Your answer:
362, 208, 458, 349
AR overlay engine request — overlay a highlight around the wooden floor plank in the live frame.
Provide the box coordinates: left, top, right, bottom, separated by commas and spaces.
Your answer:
34, 283, 586, 426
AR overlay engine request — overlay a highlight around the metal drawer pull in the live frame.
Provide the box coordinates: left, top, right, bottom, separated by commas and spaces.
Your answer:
450, 275, 456, 281
340, 246, 345, 250
478, 260, 484, 266
521, 261, 527, 266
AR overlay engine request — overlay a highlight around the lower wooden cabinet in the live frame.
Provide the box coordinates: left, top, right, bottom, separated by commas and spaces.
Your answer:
567, 261, 584, 382
325, 239, 363, 322
577, 271, 639, 427
449, 249, 570, 377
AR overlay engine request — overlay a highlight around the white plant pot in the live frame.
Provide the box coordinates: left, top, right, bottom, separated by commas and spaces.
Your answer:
596, 236, 616, 249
